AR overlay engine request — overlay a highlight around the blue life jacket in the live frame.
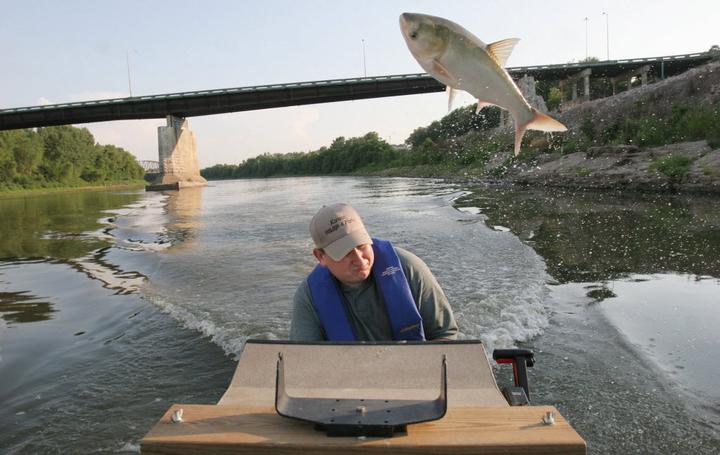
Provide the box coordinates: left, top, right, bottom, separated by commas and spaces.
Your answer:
307, 238, 425, 341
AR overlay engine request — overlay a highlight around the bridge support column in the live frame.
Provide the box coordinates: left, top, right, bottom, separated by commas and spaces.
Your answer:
559, 68, 592, 111
610, 64, 652, 94
146, 115, 207, 191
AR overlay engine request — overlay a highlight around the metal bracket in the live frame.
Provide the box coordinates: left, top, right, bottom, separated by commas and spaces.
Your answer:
493, 348, 535, 403
275, 352, 447, 437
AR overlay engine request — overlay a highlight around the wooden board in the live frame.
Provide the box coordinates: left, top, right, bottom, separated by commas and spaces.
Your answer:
141, 404, 586, 454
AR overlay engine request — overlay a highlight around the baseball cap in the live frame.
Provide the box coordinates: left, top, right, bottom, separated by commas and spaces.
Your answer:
310, 203, 373, 261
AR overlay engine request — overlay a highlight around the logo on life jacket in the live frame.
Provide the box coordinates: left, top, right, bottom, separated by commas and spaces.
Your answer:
381, 265, 402, 277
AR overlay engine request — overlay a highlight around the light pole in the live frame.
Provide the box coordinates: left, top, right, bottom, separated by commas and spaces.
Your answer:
584, 17, 589, 60
361, 39, 367, 77
602, 12, 610, 60
126, 50, 134, 97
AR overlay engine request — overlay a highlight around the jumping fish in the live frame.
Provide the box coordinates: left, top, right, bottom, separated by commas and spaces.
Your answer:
399, 12, 567, 156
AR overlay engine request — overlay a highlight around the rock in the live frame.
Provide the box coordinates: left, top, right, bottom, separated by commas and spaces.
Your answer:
585, 145, 640, 159
502, 141, 720, 193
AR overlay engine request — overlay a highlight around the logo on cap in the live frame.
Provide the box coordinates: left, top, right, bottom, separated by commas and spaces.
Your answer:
324, 216, 356, 235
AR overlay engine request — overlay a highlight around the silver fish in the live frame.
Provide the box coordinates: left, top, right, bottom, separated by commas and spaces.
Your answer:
400, 12, 567, 156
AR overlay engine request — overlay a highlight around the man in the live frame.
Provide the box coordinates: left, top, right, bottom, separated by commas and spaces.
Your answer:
290, 202, 458, 341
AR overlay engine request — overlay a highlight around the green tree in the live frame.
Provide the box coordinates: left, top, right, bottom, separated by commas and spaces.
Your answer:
38, 125, 96, 182
1, 125, 143, 191
7, 129, 44, 176
0, 134, 17, 185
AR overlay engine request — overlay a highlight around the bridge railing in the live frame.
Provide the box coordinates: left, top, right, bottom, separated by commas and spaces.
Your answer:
0, 73, 432, 114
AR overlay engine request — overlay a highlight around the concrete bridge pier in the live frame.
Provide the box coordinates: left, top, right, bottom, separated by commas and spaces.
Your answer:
146, 115, 207, 191
559, 68, 592, 111
610, 64, 651, 95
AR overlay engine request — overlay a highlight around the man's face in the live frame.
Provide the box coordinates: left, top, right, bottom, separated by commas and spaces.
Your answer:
314, 243, 374, 285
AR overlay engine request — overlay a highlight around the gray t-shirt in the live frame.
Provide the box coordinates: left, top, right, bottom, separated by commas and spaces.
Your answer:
290, 247, 458, 341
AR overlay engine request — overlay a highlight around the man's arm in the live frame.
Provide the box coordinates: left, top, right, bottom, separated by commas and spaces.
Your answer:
289, 279, 326, 341
396, 247, 458, 340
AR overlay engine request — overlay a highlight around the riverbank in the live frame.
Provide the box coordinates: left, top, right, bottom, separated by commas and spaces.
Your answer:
361, 140, 720, 194
0, 181, 146, 199
495, 140, 720, 193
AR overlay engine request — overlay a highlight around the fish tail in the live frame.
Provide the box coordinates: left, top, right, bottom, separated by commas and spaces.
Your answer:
513, 108, 567, 156
447, 86, 456, 112
512, 108, 567, 156
525, 108, 567, 133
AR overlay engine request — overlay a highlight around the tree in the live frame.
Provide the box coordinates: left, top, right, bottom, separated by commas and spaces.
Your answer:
38, 125, 96, 182
0, 126, 143, 190
8, 129, 44, 175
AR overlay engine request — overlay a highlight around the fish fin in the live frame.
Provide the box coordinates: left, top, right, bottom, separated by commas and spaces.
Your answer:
476, 100, 496, 114
431, 60, 453, 81
514, 121, 527, 157
525, 108, 568, 132
448, 86, 456, 112
486, 38, 520, 67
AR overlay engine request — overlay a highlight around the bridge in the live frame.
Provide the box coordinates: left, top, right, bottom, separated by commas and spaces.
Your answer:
0, 49, 716, 190
0, 50, 714, 131
138, 160, 160, 173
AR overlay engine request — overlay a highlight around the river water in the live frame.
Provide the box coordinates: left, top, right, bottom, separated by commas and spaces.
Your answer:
0, 177, 718, 454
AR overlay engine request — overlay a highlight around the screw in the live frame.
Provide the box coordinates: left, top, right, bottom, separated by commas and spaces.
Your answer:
542, 411, 555, 425
171, 408, 184, 423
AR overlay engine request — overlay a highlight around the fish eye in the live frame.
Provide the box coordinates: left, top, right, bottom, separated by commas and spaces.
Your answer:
410, 31, 418, 39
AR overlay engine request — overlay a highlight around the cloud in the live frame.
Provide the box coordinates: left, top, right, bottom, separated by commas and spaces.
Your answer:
84, 119, 164, 161
36, 97, 54, 105
290, 107, 321, 148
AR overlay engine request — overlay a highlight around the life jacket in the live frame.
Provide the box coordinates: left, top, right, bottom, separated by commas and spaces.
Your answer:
307, 238, 425, 341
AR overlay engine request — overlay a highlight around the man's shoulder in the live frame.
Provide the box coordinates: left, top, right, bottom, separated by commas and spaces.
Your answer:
389, 244, 437, 285
393, 245, 427, 269
293, 276, 312, 302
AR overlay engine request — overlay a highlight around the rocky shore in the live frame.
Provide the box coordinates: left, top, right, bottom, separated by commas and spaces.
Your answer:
486, 140, 720, 193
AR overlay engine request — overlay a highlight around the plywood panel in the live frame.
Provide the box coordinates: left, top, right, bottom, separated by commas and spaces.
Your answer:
141, 404, 586, 455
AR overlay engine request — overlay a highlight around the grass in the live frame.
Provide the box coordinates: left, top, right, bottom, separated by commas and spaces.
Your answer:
649, 154, 693, 181
701, 164, 720, 177
0, 180, 146, 198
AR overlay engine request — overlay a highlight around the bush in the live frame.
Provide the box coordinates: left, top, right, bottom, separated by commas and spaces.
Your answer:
621, 104, 720, 148
580, 114, 596, 143
650, 154, 693, 181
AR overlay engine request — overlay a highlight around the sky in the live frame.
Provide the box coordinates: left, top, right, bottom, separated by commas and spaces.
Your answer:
1, 0, 718, 168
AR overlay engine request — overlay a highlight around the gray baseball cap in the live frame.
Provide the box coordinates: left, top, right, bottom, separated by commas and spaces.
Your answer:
310, 203, 373, 261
